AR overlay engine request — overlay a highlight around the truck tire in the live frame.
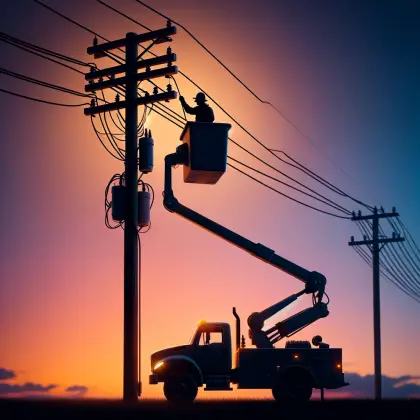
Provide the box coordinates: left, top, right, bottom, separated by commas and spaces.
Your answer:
272, 369, 313, 404
163, 374, 198, 404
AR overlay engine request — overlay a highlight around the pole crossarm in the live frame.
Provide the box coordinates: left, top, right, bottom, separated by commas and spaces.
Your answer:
85, 65, 178, 92
349, 237, 405, 247
84, 90, 177, 115
351, 211, 399, 221
87, 26, 177, 58
85, 53, 177, 80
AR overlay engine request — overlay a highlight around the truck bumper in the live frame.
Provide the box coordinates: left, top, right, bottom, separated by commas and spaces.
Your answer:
149, 374, 159, 385
322, 374, 349, 390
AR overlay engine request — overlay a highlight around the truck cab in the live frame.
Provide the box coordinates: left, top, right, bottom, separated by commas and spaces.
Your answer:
150, 321, 234, 402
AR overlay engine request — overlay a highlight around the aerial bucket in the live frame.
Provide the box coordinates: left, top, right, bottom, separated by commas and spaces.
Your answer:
180, 122, 232, 184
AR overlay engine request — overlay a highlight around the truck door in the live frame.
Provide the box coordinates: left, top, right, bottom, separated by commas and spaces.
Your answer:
193, 325, 231, 375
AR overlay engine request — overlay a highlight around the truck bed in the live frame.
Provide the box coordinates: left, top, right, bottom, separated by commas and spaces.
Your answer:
233, 347, 347, 390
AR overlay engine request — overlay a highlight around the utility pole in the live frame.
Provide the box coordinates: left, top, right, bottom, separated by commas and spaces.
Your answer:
349, 206, 404, 400
84, 24, 178, 402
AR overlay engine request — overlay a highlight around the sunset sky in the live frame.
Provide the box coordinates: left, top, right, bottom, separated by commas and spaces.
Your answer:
1, 0, 420, 400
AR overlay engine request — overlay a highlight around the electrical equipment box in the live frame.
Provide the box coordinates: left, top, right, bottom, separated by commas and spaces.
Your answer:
180, 122, 231, 185
138, 190, 151, 227
139, 136, 154, 173
111, 185, 125, 222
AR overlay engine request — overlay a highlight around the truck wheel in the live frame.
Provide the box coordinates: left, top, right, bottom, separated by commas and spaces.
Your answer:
163, 374, 198, 404
272, 370, 313, 403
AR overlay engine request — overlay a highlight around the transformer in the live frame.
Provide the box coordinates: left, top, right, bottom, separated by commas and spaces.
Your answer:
111, 185, 125, 222
139, 135, 154, 173
138, 190, 151, 227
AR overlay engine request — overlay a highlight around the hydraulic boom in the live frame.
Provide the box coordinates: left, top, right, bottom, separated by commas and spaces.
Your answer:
164, 145, 329, 349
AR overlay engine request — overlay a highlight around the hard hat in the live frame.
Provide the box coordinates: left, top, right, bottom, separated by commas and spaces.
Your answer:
193, 92, 207, 103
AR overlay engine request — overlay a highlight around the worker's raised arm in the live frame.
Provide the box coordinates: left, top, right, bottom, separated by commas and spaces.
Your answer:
180, 96, 197, 115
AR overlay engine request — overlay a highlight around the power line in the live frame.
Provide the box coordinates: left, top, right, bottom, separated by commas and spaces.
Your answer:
91, 115, 124, 161
93, 0, 374, 212
356, 220, 420, 301
0, 33, 85, 75
0, 87, 90, 107
0, 67, 93, 99
133, 0, 371, 197
396, 217, 420, 259
353, 226, 420, 303
0, 31, 94, 68
270, 149, 374, 211
27, 0, 396, 222
228, 163, 351, 219
388, 218, 420, 279
228, 156, 352, 215
33, 0, 372, 215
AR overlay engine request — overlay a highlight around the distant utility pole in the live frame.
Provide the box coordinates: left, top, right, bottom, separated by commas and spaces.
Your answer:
83, 24, 178, 402
349, 206, 404, 400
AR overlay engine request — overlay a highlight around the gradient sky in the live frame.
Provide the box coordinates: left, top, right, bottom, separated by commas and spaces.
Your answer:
1, 0, 420, 399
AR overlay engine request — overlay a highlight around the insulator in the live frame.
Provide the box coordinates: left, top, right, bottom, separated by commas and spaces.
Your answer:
138, 190, 151, 227
153, 86, 158, 95
392, 206, 396, 213
167, 19, 172, 28
167, 46, 172, 55
358, 210, 362, 217
90, 98, 95, 107
146, 66, 151, 72
167, 84, 173, 92
363, 235, 367, 241
350, 236, 354, 242
115, 94, 120, 102
93, 36, 98, 46
392, 232, 396, 238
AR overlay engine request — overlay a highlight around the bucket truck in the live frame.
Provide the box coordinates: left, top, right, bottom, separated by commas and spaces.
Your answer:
149, 125, 348, 403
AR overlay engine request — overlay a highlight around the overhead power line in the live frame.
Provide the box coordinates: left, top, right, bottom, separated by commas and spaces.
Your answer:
354, 219, 420, 302
27, 0, 380, 219
0, 67, 93, 99
0, 32, 86, 75
133, 0, 371, 197
0, 87, 90, 107
92, 0, 374, 213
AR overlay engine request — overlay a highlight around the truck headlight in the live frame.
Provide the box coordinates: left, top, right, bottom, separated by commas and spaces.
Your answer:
154, 361, 164, 370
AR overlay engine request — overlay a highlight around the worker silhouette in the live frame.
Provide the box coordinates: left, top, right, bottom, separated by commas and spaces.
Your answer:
180, 92, 215, 123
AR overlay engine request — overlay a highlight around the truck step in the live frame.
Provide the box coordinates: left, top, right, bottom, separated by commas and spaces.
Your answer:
204, 386, 233, 391
204, 375, 232, 391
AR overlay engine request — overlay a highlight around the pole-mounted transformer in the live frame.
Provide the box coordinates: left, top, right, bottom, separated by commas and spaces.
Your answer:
139, 129, 154, 173
112, 182, 151, 227
138, 187, 151, 227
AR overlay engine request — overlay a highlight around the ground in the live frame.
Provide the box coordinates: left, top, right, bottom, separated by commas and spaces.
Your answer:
0, 398, 419, 419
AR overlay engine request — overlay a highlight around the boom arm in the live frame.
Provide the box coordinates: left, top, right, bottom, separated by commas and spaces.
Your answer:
164, 146, 329, 348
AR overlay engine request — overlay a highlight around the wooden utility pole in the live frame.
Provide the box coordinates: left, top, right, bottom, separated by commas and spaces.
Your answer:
84, 25, 178, 402
349, 206, 404, 400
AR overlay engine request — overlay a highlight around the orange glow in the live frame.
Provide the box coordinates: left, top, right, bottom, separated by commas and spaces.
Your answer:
1, 0, 419, 402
